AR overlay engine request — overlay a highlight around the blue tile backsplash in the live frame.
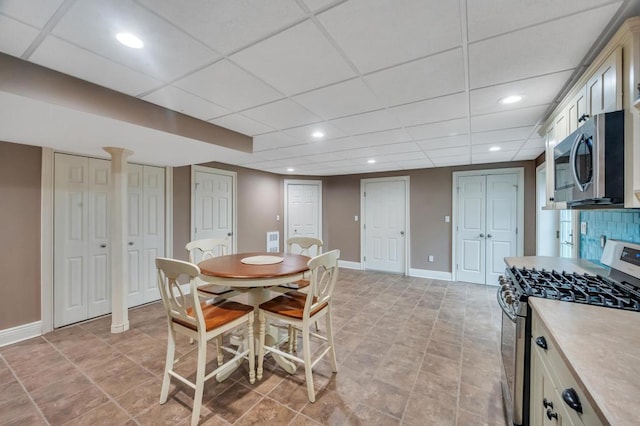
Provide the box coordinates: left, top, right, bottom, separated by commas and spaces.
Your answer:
579, 210, 640, 263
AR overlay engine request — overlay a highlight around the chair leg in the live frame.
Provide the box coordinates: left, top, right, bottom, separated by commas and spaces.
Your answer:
191, 337, 207, 426
160, 326, 176, 404
216, 335, 224, 366
247, 314, 255, 384
293, 327, 299, 352
257, 310, 266, 381
302, 325, 315, 402
325, 310, 338, 373
288, 325, 294, 353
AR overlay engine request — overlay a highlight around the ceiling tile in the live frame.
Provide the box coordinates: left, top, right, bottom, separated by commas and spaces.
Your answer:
142, 86, 230, 120
50, 0, 218, 81
292, 78, 383, 120
351, 129, 413, 146
513, 147, 545, 160
138, 0, 305, 54
210, 113, 274, 136
400, 158, 435, 169
174, 60, 284, 111
471, 126, 534, 144
365, 48, 465, 106
416, 134, 469, 151
405, 118, 468, 140
467, 0, 620, 42
468, 3, 622, 89
430, 155, 470, 167
424, 146, 470, 159
0, 16, 40, 57
0, 0, 64, 28
242, 99, 321, 130
470, 105, 549, 133
318, 0, 461, 73
390, 92, 467, 127
472, 140, 524, 153
253, 132, 302, 151
283, 123, 346, 142
30, 36, 163, 96
472, 151, 518, 164
230, 20, 355, 95
523, 137, 546, 149
330, 109, 402, 135
470, 70, 573, 115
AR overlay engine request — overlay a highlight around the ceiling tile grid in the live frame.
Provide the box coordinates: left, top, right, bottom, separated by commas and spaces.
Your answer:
0, 0, 635, 174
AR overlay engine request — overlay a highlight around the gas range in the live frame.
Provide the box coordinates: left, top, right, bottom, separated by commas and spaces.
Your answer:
498, 239, 640, 426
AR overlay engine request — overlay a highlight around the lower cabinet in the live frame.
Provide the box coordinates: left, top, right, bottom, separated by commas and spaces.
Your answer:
530, 312, 601, 426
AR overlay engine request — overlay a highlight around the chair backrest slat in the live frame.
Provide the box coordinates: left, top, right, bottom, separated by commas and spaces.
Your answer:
304, 249, 340, 317
286, 236, 323, 257
186, 238, 230, 264
156, 257, 203, 330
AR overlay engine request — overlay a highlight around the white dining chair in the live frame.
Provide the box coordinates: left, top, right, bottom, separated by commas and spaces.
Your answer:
257, 249, 340, 403
186, 238, 238, 300
155, 257, 255, 426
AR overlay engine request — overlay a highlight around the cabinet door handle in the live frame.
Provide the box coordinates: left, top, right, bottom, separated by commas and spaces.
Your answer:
535, 336, 548, 350
546, 409, 558, 420
100, 244, 107, 248
543, 398, 553, 409
562, 388, 583, 413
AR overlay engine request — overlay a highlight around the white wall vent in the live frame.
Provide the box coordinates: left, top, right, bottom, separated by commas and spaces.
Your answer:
266, 231, 280, 252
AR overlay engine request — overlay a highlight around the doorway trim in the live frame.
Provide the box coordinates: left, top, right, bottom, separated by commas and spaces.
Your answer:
283, 179, 323, 246
451, 167, 524, 282
190, 165, 237, 250
360, 176, 410, 274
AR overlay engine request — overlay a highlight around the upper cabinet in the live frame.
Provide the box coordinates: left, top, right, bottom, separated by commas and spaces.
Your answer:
540, 16, 640, 209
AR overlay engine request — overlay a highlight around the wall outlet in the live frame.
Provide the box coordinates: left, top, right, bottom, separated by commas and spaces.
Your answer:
445, 215, 450, 223
276, 215, 280, 221
354, 215, 358, 221
580, 222, 587, 235
428, 255, 434, 262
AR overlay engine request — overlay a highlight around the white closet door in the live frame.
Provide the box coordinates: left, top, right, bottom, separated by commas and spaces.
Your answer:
485, 174, 518, 284
127, 164, 144, 307
193, 168, 234, 250
456, 176, 486, 284
141, 165, 164, 303
54, 154, 110, 326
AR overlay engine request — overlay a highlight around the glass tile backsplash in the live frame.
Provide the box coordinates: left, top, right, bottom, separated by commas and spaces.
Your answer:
579, 210, 640, 264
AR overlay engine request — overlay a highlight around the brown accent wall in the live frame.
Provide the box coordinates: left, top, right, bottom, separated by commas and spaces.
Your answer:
172, 166, 191, 261
0, 141, 41, 329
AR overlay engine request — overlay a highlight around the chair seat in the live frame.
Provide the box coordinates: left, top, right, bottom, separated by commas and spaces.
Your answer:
259, 291, 326, 319
198, 284, 234, 296
278, 279, 310, 290
174, 300, 253, 331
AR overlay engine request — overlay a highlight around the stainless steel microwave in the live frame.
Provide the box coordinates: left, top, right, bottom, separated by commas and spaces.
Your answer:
552, 110, 624, 207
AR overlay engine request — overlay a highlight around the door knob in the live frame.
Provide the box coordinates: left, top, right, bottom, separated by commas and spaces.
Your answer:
227, 232, 233, 236
487, 234, 492, 238
479, 233, 485, 238
100, 244, 107, 248
400, 231, 405, 236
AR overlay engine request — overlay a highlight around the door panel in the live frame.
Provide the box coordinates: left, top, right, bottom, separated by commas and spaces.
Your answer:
363, 179, 406, 273
142, 166, 164, 302
127, 164, 144, 307
486, 174, 518, 284
457, 176, 485, 284
194, 169, 233, 248
285, 181, 322, 256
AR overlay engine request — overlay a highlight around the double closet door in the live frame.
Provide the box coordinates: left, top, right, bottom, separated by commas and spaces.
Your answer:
456, 173, 519, 285
54, 153, 164, 327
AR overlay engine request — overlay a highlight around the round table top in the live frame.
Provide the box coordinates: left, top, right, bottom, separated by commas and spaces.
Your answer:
198, 252, 310, 279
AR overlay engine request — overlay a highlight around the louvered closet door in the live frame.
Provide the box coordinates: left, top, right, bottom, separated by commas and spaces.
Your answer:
54, 154, 110, 327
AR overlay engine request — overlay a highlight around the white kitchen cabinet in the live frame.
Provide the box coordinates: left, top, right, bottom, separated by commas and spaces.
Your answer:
530, 311, 600, 426
566, 85, 587, 134
586, 47, 622, 116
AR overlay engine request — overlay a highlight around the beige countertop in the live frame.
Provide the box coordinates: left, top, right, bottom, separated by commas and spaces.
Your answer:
529, 298, 640, 426
504, 256, 639, 426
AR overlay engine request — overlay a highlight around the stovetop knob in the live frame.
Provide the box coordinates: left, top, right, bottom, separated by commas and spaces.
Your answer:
505, 292, 514, 305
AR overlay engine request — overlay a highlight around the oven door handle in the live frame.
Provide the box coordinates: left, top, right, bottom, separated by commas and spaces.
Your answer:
496, 288, 517, 322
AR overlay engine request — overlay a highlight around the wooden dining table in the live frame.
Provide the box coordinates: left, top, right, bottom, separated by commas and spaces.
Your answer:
198, 252, 311, 380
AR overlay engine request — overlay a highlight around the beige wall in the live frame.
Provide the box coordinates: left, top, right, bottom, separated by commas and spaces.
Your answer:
0, 141, 536, 332
0, 141, 41, 329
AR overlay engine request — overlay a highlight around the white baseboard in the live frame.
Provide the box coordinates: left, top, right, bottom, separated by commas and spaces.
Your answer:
409, 268, 453, 281
0, 321, 43, 348
338, 260, 361, 270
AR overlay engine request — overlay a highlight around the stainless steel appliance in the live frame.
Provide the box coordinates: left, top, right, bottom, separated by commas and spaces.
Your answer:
552, 110, 625, 207
497, 239, 640, 426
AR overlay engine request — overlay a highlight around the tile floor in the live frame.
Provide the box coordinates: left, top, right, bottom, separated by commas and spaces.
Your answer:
0, 269, 507, 425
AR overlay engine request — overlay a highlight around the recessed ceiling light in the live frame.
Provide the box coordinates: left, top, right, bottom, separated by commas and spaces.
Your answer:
311, 131, 325, 138
367, 159, 376, 164
287, 168, 295, 172
116, 33, 144, 49
489, 146, 501, 152
499, 95, 522, 105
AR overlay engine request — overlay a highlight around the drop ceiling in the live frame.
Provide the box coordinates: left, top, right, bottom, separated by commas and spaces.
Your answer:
0, 0, 637, 175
